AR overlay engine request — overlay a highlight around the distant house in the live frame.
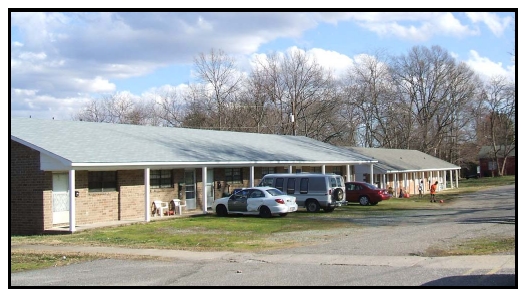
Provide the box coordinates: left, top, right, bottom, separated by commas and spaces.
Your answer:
342, 147, 460, 197
478, 146, 516, 177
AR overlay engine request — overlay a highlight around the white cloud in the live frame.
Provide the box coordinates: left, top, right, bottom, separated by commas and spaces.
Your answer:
10, 89, 92, 120
308, 48, 354, 77
465, 12, 513, 37
73, 76, 116, 93
465, 50, 515, 81
353, 12, 477, 42
18, 51, 47, 61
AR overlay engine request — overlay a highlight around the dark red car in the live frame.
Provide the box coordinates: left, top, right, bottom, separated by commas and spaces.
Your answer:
344, 181, 392, 206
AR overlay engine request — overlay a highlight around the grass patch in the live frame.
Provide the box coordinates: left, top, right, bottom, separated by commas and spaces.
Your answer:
10, 250, 167, 273
11, 214, 350, 252
424, 236, 515, 257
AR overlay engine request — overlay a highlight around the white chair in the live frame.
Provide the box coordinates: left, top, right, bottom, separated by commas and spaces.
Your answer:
172, 199, 187, 215
152, 200, 169, 217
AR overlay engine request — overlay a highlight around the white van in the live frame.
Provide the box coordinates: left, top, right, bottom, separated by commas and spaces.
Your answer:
258, 173, 346, 213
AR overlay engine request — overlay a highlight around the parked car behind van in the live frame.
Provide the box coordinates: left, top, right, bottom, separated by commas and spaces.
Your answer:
258, 173, 346, 213
344, 181, 391, 206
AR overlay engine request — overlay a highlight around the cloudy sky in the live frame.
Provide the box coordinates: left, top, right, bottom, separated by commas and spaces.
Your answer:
8, 9, 516, 121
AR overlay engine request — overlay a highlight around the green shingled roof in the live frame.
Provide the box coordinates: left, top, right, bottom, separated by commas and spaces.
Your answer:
343, 147, 460, 172
11, 117, 376, 167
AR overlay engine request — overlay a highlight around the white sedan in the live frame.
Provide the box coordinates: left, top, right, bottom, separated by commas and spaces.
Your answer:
212, 187, 298, 218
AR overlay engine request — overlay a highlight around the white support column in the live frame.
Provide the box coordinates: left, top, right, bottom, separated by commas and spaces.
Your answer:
456, 170, 459, 188
68, 169, 76, 232
145, 168, 150, 222
443, 170, 447, 190
249, 166, 255, 187
346, 165, 351, 182
393, 173, 397, 196
370, 164, 374, 184
402, 172, 406, 191
321, 165, 326, 174
288, 165, 292, 173
202, 166, 208, 214
436, 170, 440, 191
413, 172, 417, 194
383, 174, 386, 189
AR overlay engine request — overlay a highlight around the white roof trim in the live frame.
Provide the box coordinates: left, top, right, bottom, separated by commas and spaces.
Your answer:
11, 136, 71, 166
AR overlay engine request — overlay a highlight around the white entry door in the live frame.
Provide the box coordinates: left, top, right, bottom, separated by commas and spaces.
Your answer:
184, 170, 196, 210
52, 173, 69, 224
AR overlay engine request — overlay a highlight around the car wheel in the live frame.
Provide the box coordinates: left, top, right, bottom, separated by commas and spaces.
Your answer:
359, 196, 370, 206
215, 205, 228, 217
278, 213, 288, 217
369, 202, 379, 206
333, 188, 344, 201
323, 207, 335, 213
259, 206, 272, 218
306, 200, 321, 213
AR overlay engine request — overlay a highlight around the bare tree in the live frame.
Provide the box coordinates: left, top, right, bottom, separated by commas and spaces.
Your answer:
480, 76, 516, 176
193, 48, 242, 130
155, 89, 184, 127
390, 45, 478, 157
252, 53, 289, 134
341, 51, 399, 148
73, 98, 109, 122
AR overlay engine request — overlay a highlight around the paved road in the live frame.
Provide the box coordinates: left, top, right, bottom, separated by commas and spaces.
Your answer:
10, 185, 517, 287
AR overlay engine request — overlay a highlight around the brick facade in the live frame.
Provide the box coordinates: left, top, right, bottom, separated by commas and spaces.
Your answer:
10, 141, 50, 234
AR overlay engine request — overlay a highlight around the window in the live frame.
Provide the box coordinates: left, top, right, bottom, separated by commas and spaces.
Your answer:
151, 170, 173, 189
250, 190, 264, 198
88, 171, 117, 192
332, 166, 342, 176
287, 178, 295, 194
259, 177, 273, 187
261, 167, 275, 177
311, 167, 321, 173
225, 168, 243, 184
275, 178, 284, 191
488, 161, 498, 170
300, 178, 309, 194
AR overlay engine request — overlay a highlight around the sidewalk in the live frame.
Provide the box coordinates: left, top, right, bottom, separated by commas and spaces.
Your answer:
11, 244, 516, 271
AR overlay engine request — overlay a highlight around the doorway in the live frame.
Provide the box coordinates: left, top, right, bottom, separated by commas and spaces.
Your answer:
52, 173, 69, 224
184, 170, 196, 210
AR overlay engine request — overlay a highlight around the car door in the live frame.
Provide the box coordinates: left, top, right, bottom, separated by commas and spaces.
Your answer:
246, 189, 265, 212
345, 183, 359, 202
227, 189, 249, 212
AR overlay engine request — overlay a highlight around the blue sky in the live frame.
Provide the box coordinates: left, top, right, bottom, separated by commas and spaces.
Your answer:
8, 8, 517, 121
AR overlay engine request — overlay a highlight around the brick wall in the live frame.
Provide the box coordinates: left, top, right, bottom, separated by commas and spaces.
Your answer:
10, 140, 50, 234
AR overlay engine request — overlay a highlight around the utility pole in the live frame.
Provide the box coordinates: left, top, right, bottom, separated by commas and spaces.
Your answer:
291, 100, 296, 136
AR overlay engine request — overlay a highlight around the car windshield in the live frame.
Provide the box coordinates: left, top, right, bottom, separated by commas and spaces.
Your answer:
265, 188, 285, 196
